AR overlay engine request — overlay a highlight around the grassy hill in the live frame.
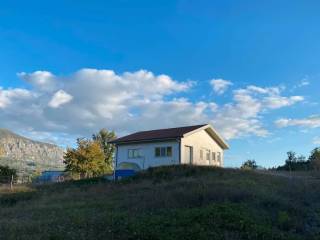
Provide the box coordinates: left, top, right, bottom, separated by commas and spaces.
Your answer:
0, 165, 320, 240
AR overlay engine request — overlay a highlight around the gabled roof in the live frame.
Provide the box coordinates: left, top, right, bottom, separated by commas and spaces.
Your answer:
109, 124, 229, 149
110, 124, 206, 144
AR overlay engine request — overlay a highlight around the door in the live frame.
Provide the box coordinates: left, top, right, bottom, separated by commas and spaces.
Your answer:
184, 146, 193, 164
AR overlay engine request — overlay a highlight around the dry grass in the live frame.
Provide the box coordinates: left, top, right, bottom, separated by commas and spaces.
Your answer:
0, 165, 320, 239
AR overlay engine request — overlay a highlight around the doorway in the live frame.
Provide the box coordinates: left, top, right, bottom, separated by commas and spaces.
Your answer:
184, 146, 193, 164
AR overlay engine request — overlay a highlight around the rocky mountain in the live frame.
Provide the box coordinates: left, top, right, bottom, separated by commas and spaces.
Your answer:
0, 129, 65, 174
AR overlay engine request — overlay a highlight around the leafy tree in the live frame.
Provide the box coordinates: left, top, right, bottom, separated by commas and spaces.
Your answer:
0, 165, 17, 183
64, 138, 107, 179
241, 160, 257, 170
276, 151, 310, 171
285, 151, 297, 171
309, 147, 320, 170
92, 129, 116, 171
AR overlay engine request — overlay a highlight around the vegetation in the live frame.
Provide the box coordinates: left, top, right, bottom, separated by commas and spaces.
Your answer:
240, 159, 257, 170
64, 129, 116, 179
1, 165, 320, 239
275, 148, 320, 171
92, 128, 116, 171
309, 147, 320, 170
0, 165, 17, 183
64, 138, 107, 178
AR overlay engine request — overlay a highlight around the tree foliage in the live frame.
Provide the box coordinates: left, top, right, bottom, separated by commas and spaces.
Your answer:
276, 151, 310, 171
309, 147, 320, 170
64, 138, 107, 178
0, 165, 17, 183
92, 128, 116, 170
241, 160, 257, 170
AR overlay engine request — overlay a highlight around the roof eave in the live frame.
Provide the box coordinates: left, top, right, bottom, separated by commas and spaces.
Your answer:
108, 137, 181, 145
183, 124, 229, 150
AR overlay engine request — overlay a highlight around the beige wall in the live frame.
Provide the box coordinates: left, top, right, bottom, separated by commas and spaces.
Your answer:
181, 129, 224, 167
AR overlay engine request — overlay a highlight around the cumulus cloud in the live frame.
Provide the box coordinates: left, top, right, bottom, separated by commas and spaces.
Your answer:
0, 87, 32, 109
212, 85, 304, 139
275, 116, 320, 128
48, 90, 73, 108
18, 71, 57, 92
313, 137, 320, 145
210, 79, 232, 95
0, 69, 304, 143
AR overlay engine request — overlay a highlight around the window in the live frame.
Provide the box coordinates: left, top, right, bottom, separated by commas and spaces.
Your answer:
167, 147, 172, 157
200, 149, 203, 160
128, 149, 141, 158
206, 150, 210, 161
155, 148, 161, 157
212, 152, 216, 162
155, 146, 172, 157
217, 152, 221, 163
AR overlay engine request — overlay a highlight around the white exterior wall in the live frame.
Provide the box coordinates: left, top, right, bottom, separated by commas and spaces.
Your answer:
180, 129, 224, 167
116, 140, 180, 170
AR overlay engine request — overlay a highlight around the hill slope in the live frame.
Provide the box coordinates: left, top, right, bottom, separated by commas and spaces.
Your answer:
0, 129, 64, 174
1, 165, 320, 240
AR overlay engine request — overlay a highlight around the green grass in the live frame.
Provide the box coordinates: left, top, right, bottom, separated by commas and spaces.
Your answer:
1, 165, 320, 240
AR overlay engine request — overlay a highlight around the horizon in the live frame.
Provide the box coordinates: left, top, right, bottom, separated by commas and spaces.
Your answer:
1, 1, 320, 168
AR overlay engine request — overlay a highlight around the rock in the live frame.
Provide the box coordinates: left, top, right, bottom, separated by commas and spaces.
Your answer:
0, 129, 64, 174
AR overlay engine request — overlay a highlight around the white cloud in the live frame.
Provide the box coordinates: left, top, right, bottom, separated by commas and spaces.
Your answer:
48, 90, 73, 108
275, 116, 320, 128
313, 137, 320, 145
263, 95, 304, 109
295, 77, 310, 89
18, 71, 57, 92
0, 70, 304, 143
212, 85, 304, 139
299, 79, 310, 87
210, 79, 232, 95
0, 87, 32, 109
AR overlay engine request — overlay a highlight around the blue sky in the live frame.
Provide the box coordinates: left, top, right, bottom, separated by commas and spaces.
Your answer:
1, 0, 320, 167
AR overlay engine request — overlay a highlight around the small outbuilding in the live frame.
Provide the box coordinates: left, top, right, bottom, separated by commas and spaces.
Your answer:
110, 124, 229, 171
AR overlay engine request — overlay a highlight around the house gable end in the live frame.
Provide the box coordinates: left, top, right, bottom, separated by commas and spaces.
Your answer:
182, 124, 229, 149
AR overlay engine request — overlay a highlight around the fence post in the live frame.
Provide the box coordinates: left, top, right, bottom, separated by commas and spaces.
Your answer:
10, 174, 14, 191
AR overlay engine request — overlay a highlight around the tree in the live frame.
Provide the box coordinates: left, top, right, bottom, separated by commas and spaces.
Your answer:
285, 151, 297, 171
241, 160, 257, 170
0, 165, 17, 183
276, 151, 311, 171
309, 147, 320, 170
64, 138, 107, 179
92, 129, 116, 171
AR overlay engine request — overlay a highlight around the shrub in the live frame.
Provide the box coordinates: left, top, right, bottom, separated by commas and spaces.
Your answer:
241, 160, 257, 170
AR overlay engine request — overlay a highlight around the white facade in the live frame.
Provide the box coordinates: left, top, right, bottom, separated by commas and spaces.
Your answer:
116, 141, 180, 170
115, 126, 227, 170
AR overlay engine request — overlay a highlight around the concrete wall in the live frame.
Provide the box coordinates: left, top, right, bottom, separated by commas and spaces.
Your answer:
181, 129, 224, 167
116, 140, 180, 170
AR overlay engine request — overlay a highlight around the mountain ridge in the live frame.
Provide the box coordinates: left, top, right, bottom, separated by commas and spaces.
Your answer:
0, 128, 60, 147
0, 128, 65, 174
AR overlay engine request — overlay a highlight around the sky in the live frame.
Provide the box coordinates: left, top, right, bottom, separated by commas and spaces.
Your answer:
1, 0, 320, 168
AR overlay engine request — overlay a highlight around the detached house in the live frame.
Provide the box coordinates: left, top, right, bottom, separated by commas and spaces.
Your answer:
110, 124, 229, 171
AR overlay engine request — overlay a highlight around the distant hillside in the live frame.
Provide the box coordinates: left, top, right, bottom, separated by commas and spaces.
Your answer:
0, 129, 64, 175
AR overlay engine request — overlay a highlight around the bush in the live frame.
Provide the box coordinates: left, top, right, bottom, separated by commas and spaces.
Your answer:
0, 165, 17, 183
241, 160, 257, 170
